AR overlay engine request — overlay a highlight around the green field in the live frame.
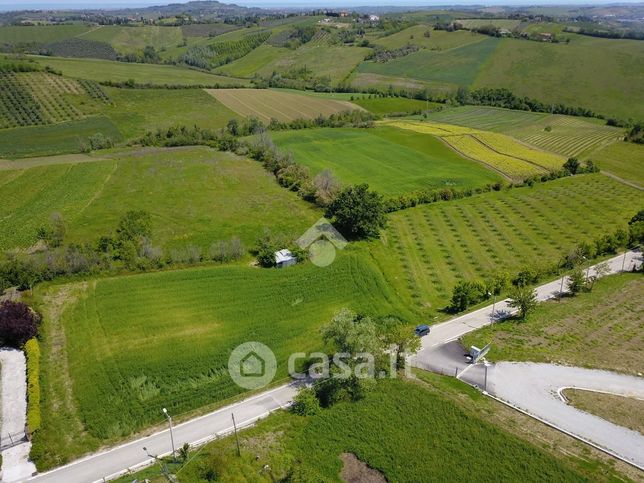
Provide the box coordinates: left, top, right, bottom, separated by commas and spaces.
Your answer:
372, 27, 486, 51
0, 146, 320, 251
464, 273, 643, 375
369, 174, 643, 314
101, 87, 238, 139
591, 141, 644, 187
78, 25, 183, 53
27, 55, 250, 86
0, 24, 91, 43
271, 126, 502, 196
358, 37, 500, 88
474, 34, 644, 120
206, 88, 359, 123
350, 96, 441, 115
457, 18, 521, 29
424, 106, 622, 158
0, 116, 122, 158
32, 252, 410, 467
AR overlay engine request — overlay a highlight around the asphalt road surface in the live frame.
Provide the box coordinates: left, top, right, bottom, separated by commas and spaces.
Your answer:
464, 363, 644, 470
28, 383, 298, 483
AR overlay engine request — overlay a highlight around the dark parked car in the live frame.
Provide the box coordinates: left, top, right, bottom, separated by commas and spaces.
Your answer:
415, 324, 430, 337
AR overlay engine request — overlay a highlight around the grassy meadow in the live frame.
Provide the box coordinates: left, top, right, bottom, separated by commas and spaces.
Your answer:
474, 34, 644, 120
205, 88, 359, 123
0, 147, 320, 251
102, 87, 239, 139
590, 141, 644, 187
0, 116, 122, 158
350, 96, 441, 115
358, 37, 500, 88
0, 24, 92, 43
28, 55, 250, 86
271, 126, 502, 196
369, 174, 643, 315
371, 27, 487, 51
463, 273, 643, 375
78, 25, 183, 53
32, 252, 411, 467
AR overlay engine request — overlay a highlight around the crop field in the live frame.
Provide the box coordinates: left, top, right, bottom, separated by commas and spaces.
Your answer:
78, 25, 183, 53
0, 116, 122, 158
371, 26, 487, 50
350, 96, 441, 115
0, 146, 319, 251
205, 88, 359, 123
424, 106, 623, 158
0, 71, 109, 128
474, 35, 644, 120
214, 44, 290, 78
358, 37, 500, 88
102, 87, 238, 139
0, 24, 92, 44
464, 273, 643, 375
369, 174, 642, 314
591, 141, 644, 187
28, 55, 250, 86
387, 120, 565, 180
271, 126, 502, 196
457, 18, 522, 29
260, 44, 371, 85
33, 252, 411, 464
181, 31, 271, 70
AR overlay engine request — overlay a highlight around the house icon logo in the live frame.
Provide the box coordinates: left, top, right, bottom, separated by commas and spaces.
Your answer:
296, 217, 348, 267
228, 342, 277, 389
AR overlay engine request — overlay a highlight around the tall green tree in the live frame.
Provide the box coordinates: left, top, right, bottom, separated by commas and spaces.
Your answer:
326, 184, 386, 239
507, 286, 538, 320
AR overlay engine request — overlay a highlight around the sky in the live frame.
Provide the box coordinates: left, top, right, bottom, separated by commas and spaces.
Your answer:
1, 0, 643, 9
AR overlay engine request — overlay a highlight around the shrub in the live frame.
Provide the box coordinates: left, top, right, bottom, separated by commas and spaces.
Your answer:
25, 338, 41, 434
326, 184, 387, 239
0, 301, 40, 348
291, 388, 321, 416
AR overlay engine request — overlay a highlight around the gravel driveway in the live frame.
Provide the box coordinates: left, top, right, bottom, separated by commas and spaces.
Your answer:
0, 348, 36, 482
475, 362, 644, 469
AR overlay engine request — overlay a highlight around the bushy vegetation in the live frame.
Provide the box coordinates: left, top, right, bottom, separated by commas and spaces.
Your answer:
41, 38, 117, 60
0, 300, 40, 348
25, 338, 42, 434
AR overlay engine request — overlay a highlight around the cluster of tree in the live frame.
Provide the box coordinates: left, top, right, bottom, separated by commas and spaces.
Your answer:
292, 308, 420, 412
117, 45, 161, 64
567, 27, 644, 41
0, 211, 245, 293
368, 44, 420, 63
79, 132, 114, 152
447, 215, 643, 315
0, 300, 40, 349
463, 87, 600, 119
626, 124, 644, 144
253, 229, 307, 268
40, 38, 118, 61
99, 79, 249, 90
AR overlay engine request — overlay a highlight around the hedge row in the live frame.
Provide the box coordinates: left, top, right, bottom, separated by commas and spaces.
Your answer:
24, 337, 41, 434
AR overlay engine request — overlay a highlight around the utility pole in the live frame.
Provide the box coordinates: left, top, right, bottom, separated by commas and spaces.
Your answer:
622, 251, 628, 272
559, 273, 565, 299
162, 408, 176, 462
232, 413, 241, 457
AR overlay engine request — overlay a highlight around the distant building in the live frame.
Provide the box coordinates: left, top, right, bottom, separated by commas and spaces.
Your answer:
538, 32, 553, 42
498, 28, 512, 36
339, 11, 349, 17
275, 249, 297, 268
369, 15, 380, 22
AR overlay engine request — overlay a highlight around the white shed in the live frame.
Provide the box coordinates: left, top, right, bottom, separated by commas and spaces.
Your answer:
275, 249, 297, 268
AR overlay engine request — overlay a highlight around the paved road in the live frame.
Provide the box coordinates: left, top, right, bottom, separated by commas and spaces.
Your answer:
0, 349, 37, 483
28, 383, 298, 483
468, 363, 644, 470
411, 250, 642, 369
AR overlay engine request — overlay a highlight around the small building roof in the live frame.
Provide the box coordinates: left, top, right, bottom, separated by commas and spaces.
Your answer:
275, 249, 295, 264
